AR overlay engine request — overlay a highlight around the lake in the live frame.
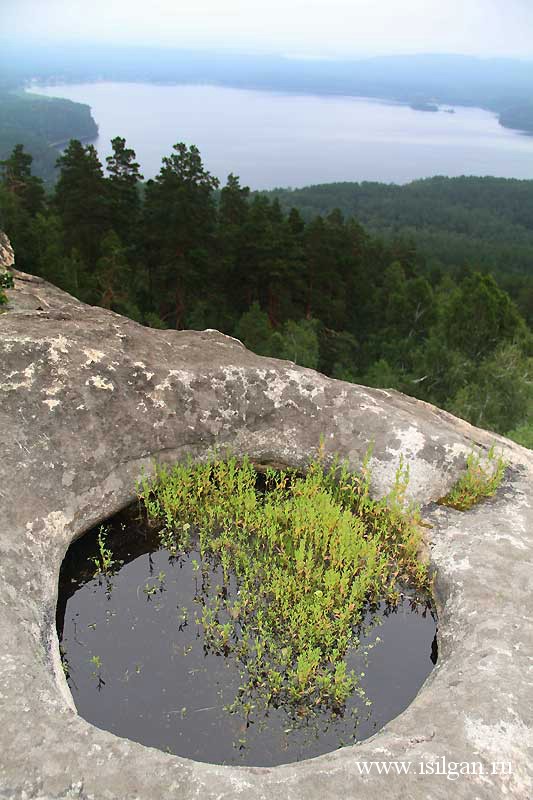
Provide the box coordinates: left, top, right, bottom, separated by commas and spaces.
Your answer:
31, 82, 533, 188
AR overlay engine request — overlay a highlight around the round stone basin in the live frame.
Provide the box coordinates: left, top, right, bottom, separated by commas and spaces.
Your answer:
57, 504, 437, 766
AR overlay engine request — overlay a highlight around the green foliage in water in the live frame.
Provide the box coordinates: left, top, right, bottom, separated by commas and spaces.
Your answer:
438, 446, 506, 512
90, 525, 120, 577
137, 452, 430, 716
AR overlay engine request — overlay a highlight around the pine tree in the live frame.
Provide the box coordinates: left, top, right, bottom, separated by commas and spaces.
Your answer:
0, 144, 45, 216
143, 142, 219, 328
94, 230, 133, 311
106, 136, 143, 246
443, 272, 526, 359
219, 173, 250, 227
54, 140, 109, 269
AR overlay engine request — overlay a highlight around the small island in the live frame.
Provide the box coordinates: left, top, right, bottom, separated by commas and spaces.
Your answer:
410, 101, 440, 112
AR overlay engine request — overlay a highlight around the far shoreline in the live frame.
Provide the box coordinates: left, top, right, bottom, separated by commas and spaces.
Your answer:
26, 77, 524, 137
25, 81, 533, 188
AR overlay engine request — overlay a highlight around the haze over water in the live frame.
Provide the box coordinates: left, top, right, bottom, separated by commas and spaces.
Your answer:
33, 82, 533, 188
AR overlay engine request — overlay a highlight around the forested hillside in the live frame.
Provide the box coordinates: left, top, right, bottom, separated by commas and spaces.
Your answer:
0, 90, 98, 183
1, 140, 531, 448
265, 177, 533, 326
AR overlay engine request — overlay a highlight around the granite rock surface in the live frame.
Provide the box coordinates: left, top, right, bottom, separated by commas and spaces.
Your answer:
0, 260, 532, 799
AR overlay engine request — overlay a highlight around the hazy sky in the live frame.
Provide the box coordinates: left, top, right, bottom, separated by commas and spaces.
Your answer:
3, 0, 533, 58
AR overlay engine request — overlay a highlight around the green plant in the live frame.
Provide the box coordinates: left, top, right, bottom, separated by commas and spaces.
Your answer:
0, 270, 14, 307
90, 654, 102, 671
59, 644, 70, 679
506, 422, 533, 450
439, 446, 506, 511
143, 571, 166, 598
137, 449, 431, 719
89, 654, 105, 689
90, 525, 119, 576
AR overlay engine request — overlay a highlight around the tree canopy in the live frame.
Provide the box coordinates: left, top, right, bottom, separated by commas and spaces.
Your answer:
1, 139, 531, 447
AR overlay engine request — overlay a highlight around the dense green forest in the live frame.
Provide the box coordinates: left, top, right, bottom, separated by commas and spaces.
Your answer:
265, 178, 533, 327
1, 140, 531, 448
0, 90, 97, 184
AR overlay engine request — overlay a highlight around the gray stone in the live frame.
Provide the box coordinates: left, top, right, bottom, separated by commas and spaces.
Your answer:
0, 262, 532, 799
0, 231, 14, 272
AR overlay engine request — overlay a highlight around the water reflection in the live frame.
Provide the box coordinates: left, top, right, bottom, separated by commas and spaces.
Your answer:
57, 505, 437, 766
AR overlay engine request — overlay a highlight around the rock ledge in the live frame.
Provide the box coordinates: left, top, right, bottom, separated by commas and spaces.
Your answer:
0, 265, 532, 799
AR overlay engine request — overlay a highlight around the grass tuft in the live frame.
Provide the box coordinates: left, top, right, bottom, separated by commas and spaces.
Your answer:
137, 449, 431, 717
438, 446, 506, 511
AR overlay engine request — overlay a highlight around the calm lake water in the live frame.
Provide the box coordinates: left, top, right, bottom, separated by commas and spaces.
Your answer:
32, 82, 533, 188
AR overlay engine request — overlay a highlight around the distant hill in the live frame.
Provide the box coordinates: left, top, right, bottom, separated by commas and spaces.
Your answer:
1, 45, 533, 133
0, 90, 98, 184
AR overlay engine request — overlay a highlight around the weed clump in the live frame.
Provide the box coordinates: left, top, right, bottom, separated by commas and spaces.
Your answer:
439, 446, 506, 511
137, 451, 431, 717
91, 525, 120, 576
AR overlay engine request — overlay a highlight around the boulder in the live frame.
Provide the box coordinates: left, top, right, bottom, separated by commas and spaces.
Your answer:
0, 261, 532, 799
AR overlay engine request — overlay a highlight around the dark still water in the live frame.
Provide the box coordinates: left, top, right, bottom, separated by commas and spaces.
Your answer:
57, 506, 437, 767
32, 82, 533, 188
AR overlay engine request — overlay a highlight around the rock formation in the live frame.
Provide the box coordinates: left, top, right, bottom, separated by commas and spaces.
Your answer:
0, 247, 532, 799
0, 231, 14, 271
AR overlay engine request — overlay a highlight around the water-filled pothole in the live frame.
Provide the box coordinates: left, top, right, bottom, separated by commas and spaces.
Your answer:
57, 502, 437, 766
